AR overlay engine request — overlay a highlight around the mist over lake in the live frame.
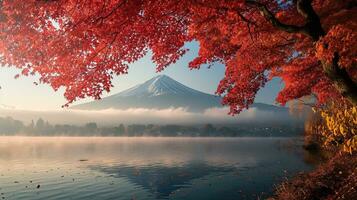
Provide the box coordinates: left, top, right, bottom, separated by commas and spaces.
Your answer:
0, 137, 314, 200
0, 75, 306, 126
0, 75, 315, 199
0, 0, 354, 199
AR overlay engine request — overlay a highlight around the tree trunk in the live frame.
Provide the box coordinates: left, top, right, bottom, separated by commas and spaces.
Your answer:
295, 0, 357, 105
322, 53, 357, 106
248, 0, 357, 105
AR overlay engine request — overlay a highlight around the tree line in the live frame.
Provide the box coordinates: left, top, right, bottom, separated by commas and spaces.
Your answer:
0, 116, 303, 137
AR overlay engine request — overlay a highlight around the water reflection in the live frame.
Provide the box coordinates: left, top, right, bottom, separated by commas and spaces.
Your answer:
0, 137, 313, 200
90, 163, 234, 198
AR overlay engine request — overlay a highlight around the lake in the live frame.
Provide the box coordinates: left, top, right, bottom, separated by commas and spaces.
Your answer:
0, 137, 314, 200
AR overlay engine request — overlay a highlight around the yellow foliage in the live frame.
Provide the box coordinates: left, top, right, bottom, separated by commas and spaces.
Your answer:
312, 103, 357, 154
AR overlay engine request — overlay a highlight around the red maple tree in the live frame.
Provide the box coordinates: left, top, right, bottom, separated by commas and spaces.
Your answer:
0, 0, 355, 113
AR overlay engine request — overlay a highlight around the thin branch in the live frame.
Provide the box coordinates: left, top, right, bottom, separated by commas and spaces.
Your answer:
236, 10, 256, 41
94, 0, 128, 25
246, 0, 304, 34
236, 9, 256, 26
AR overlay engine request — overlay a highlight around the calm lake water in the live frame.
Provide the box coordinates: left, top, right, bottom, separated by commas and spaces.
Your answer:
0, 137, 314, 200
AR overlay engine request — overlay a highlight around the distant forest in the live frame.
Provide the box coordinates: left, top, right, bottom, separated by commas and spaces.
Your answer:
0, 116, 303, 137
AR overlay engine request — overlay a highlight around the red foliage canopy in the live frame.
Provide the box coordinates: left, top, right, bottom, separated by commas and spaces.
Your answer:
0, 0, 356, 113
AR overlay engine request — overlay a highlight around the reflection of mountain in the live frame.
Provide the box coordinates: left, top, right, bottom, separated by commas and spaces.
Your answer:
72, 75, 289, 114
90, 163, 234, 198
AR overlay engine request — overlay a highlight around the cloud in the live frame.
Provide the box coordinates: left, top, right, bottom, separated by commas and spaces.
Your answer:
0, 106, 297, 125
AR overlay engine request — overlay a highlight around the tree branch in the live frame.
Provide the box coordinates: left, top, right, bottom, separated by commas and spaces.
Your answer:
296, 0, 325, 41
245, 1, 356, 105
246, 0, 326, 41
296, 0, 319, 20
246, 0, 304, 34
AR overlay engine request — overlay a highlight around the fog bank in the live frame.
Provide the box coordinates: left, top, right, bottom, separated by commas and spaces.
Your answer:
0, 107, 302, 125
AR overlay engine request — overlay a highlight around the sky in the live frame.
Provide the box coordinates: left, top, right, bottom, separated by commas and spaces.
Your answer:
0, 42, 284, 110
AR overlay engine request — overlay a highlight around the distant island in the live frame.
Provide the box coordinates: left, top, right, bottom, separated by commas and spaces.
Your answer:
0, 116, 303, 137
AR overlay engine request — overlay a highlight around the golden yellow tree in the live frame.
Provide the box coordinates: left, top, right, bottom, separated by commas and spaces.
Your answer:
312, 102, 357, 153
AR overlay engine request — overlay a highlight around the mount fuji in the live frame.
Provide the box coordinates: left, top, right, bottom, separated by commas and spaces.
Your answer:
72, 75, 288, 113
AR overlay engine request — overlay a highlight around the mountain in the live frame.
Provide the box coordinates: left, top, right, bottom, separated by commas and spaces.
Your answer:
71, 75, 288, 113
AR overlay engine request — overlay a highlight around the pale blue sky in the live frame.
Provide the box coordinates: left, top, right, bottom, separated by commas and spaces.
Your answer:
0, 42, 283, 110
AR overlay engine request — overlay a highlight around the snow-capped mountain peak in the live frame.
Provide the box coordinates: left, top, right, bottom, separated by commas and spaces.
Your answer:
117, 75, 204, 97
71, 75, 289, 113
72, 75, 221, 111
